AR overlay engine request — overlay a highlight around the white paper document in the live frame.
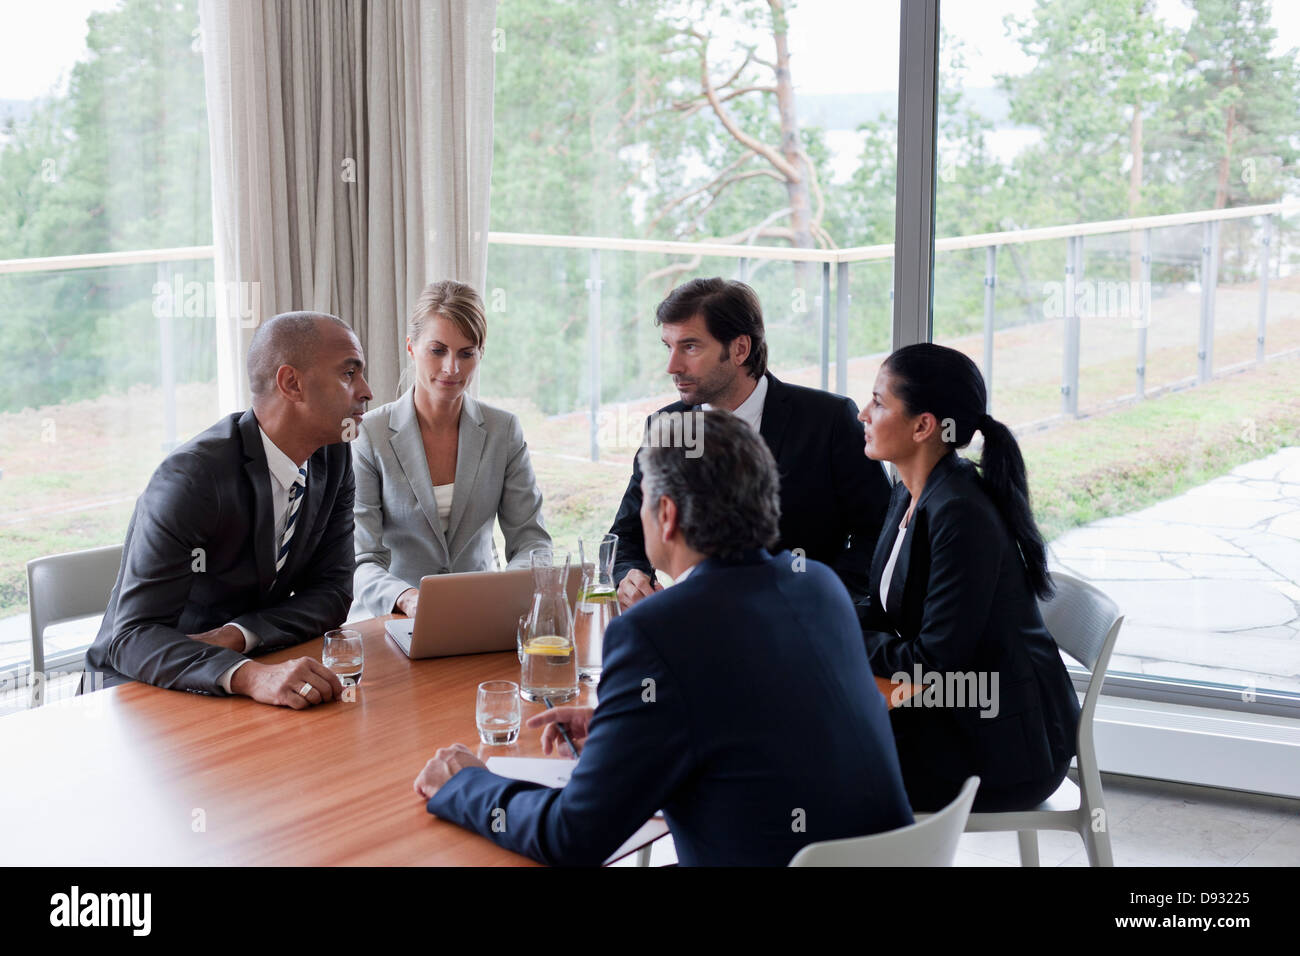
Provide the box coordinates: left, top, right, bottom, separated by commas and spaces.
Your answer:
484, 756, 667, 865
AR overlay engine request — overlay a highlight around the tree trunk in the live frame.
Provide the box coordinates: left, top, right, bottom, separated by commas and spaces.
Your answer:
769, 0, 812, 285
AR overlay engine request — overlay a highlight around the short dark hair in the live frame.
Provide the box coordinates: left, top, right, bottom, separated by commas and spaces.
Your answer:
655, 277, 767, 379
247, 311, 352, 399
637, 409, 780, 559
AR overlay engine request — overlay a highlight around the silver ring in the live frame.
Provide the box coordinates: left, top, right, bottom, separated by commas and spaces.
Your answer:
298, 682, 314, 697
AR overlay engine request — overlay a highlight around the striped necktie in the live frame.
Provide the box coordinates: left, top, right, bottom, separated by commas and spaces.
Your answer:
274, 467, 308, 582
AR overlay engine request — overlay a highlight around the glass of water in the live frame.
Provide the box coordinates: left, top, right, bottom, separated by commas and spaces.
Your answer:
323, 628, 364, 686
477, 680, 521, 745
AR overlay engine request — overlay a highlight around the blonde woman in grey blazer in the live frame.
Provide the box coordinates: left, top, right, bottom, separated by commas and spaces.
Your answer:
351, 281, 551, 620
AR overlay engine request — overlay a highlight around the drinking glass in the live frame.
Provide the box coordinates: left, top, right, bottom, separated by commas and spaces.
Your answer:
574, 533, 619, 683
323, 628, 364, 686
477, 680, 521, 745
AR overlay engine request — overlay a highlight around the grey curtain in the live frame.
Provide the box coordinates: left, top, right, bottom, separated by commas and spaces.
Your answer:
200, 0, 499, 410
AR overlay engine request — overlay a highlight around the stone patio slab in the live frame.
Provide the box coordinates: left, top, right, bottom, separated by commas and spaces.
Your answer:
1186, 479, 1283, 501
1056, 558, 1191, 580
1052, 525, 1245, 556
1129, 496, 1292, 529
1115, 623, 1300, 676
1096, 580, 1297, 632
1231, 533, 1300, 585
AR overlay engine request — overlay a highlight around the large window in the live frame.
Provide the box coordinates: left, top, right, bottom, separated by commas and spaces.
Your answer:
936, 0, 1300, 701
0, 0, 216, 683
482, 0, 900, 551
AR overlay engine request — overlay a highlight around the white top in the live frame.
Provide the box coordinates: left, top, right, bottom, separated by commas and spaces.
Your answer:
704, 373, 768, 433
221, 426, 309, 693
879, 514, 910, 613
433, 481, 455, 535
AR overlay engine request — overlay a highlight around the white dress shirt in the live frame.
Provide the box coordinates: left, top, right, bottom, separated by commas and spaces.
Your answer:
703, 373, 768, 433
218, 427, 308, 693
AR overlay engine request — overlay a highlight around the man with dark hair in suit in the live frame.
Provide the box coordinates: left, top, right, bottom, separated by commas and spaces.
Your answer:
414, 410, 913, 866
609, 277, 892, 610
83, 312, 372, 708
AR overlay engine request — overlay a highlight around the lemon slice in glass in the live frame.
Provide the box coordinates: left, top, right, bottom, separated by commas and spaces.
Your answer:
524, 635, 571, 656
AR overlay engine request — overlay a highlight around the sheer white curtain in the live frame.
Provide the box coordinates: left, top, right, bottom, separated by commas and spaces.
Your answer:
199, 0, 499, 410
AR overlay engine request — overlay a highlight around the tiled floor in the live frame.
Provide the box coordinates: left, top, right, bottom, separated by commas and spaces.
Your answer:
612, 771, 1300, 867
953, 773, 1300, 867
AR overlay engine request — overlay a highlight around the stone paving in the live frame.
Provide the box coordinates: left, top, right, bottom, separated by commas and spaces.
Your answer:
1049, 446, 1300, 695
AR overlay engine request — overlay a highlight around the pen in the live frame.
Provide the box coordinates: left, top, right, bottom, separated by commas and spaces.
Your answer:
543, 696, 579, 758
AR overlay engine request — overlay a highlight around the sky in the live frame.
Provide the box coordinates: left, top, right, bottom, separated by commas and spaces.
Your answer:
3, 0, 1300, 101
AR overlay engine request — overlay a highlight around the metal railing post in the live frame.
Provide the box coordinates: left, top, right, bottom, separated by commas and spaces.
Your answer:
1137, 228, 1151, 400
836, 261, 849, 395
982, 245, 997, 413
737, 257, 749, 282
820, 262, 831, 391
1197, 220, 1219, 382
1061, 236, 1082, 417
157, 262, 177, 452
585, 249, 602, 462
1257, 215, 1272, 363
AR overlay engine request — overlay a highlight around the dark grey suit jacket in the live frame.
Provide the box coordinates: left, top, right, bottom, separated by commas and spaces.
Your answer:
84, 408, 355, 694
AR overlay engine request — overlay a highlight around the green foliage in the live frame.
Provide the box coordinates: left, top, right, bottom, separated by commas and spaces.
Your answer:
0, 0, 211, 412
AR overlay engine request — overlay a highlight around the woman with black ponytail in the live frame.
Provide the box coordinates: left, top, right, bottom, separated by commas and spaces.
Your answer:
857, 343, 1080, 813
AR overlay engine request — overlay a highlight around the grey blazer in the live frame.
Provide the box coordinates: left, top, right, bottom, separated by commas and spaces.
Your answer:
350, 388, 551, 618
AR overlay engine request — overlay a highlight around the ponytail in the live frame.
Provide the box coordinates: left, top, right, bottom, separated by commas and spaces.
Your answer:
976, 413, 1053, 600
883, 344, 1054, 601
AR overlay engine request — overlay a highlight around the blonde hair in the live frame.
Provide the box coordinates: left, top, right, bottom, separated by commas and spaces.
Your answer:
408, 280, 487, 351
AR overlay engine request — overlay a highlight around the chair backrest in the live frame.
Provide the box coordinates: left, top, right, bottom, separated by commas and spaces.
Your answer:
1038, 571, 1121, 675
788, 776, 980, 867
26, 544, 123, 697
1038, 571, 1124, 803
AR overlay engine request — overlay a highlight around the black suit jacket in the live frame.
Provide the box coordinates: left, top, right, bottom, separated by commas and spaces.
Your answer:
608, 372, 892, 600
427, 550, 914, 866
84, 408, 355, 694
860, 451, 1080, 795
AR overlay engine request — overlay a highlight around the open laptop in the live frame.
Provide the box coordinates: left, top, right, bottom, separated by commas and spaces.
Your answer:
385, 566, 585, 659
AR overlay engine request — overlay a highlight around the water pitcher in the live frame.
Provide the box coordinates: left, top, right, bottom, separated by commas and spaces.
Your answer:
520, 547, 578, 703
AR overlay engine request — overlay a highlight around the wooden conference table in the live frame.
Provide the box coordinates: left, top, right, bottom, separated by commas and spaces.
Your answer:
0, 617, 904, 866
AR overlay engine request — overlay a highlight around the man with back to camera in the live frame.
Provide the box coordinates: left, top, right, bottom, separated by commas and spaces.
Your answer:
413, 409, 913, 866
608, 277, 893, 610
83, 311, 372, 708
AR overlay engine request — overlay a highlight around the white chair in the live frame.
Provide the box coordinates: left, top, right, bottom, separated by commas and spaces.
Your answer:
25, 544, 123, 707
788, 776, 980, 866
962, 571, 1123, 866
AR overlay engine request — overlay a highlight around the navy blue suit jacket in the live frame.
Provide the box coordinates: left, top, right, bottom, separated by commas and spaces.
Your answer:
427, 549, 913, 866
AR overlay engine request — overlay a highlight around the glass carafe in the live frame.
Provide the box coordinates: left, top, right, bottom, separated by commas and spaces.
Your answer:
519, 548, 578, 703
574, 534, 619, 684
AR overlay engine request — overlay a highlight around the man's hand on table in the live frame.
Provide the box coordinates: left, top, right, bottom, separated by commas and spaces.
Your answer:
230, 657, 343, 709
188, 624, 245, 651
414, 744, 487, 799
528, 705, 594, 756
616, 569, 660, 610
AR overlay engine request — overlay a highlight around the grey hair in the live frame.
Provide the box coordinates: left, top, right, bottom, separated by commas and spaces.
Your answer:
247, 311, 352, 399
637, 409, 781, 559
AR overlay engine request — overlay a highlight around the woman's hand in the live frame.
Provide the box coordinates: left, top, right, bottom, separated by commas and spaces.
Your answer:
395, 588, 420, 617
